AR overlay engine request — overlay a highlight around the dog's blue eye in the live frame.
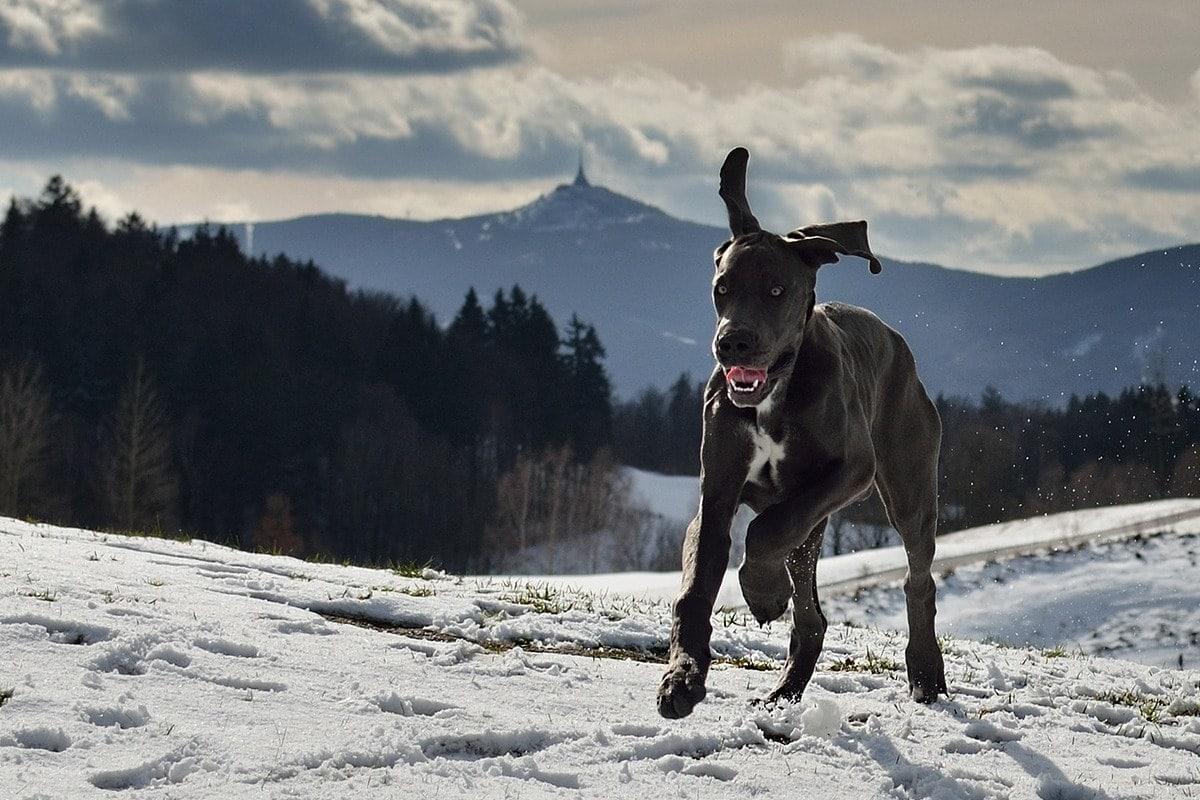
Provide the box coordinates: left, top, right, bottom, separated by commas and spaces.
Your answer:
770, 286, 784, 297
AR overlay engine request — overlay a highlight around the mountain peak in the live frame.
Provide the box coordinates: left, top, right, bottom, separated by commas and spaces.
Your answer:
494, 175, 668, 233
573, 151, 590, 188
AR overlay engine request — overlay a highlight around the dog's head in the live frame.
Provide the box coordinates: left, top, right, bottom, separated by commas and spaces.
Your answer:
711, 147, 882, 407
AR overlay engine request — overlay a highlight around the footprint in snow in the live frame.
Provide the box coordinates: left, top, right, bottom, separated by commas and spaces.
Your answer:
193, 636, 260, 658
273, 619, 335, 635
79, 703, 151, 730
0, 726, 72, 752
656, 755, 738, 782
2, 614, 114, 645
374, 692, 461, 717
963, 719, 1023, 743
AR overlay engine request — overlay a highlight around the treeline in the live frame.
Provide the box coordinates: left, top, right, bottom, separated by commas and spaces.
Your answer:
0, 178, 617, 570
939, 385, 1200, 528
614, 379, 1200, 533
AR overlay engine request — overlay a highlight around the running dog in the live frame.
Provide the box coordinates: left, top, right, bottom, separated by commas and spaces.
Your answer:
657, 147, 946, 719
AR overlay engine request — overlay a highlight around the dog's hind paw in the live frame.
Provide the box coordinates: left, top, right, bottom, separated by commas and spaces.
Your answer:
738, 565, 791, 625
657, 661, 707, 719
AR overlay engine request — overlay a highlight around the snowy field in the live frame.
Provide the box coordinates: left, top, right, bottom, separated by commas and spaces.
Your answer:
4, 517, 1200, 797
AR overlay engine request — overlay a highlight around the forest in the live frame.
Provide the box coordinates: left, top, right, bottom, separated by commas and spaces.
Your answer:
1, 179, 1198, 571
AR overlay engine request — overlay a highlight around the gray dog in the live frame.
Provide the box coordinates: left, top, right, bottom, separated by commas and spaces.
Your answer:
657, 147, 947, 719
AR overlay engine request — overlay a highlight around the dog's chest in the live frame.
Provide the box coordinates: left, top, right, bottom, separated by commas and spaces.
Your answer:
746, 424, 786, 489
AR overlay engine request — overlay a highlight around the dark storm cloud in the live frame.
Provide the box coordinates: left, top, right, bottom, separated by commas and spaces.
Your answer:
0, 0, 524, 74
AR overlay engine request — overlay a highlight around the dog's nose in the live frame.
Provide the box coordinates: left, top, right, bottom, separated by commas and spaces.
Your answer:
716, 329, 757, 360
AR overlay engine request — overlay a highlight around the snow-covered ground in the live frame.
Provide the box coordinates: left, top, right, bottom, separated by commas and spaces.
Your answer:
831, 524, 1200, 671
505, 498, 1200, 606
4, 517, 1200, 797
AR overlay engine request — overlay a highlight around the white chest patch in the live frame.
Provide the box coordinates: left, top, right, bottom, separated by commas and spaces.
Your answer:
746, 424, 786, 487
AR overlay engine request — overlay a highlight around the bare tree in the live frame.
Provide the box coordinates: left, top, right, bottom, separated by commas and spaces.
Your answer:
484, 447, 689, 573
99, 358, 177, 531
0, 362, 53, 516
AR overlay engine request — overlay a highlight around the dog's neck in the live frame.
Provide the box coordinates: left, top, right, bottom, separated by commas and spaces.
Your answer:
754, 380, 786, 425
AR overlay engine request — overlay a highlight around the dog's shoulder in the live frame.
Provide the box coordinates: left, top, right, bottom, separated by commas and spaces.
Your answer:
815, 301, 882, 327
815, 302, 901, 344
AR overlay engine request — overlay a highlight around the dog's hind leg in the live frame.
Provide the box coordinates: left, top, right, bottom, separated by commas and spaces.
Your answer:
764, 518, 828, 703
875, 405, 947, 703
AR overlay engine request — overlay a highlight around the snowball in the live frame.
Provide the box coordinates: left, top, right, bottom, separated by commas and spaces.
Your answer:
800, 697, 842, 738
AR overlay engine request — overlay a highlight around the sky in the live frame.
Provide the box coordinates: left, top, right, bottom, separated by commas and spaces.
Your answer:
0, 0, 1197, 275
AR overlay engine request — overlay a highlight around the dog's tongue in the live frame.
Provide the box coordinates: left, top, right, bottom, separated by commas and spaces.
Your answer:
726, 366, 767, 383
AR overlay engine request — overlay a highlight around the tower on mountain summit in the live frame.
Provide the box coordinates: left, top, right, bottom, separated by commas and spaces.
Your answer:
573, 150, 590, 188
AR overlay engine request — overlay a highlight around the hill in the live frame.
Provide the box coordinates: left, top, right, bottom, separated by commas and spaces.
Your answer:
197, 172, 1200, 399
4, 516, 1200, 797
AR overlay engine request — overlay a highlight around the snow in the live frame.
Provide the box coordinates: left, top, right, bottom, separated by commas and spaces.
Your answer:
625, 467, 697, 524
4, 516, 1200, 797
831, 521, 1200, 670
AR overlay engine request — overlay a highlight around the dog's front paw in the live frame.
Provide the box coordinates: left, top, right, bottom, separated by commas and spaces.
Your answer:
758, 676, 809, 707
657, 660, 707, 719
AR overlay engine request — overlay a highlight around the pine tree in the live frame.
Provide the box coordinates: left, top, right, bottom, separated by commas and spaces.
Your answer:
562, 315, 612, 459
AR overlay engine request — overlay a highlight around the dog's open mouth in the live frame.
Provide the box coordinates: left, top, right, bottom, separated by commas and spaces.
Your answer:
726, 365, 767, 395
725, 352, 795, 406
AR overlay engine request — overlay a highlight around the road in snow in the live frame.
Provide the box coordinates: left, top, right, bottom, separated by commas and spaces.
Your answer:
3, 517, 1200, 797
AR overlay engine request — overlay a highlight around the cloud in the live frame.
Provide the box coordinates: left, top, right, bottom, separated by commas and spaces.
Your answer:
0, 18, 1196, 274
0, 0, 525, 74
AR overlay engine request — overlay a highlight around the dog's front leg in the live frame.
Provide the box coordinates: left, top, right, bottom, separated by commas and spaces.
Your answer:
658, 410, 749, 719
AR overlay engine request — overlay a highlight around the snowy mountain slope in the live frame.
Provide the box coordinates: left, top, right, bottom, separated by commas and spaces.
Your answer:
4, 519, 1200, 797
192, 178, 1200, 399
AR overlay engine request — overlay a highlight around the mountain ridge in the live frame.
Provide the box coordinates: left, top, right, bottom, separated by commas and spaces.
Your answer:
186, 178, 1200, 400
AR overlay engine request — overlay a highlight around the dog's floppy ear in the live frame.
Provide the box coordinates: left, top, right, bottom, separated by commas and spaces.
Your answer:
783, 220, 882, 274
713, 239, 733, 268
719, 147, 760, 236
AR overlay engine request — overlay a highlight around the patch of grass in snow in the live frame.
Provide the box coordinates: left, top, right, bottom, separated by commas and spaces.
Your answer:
399, 585, 435, 598
826, 647, 902, 675
391, 560, 434, 579
716, 607, 754, 628
1040, 644, 1070, 659
0, 687, 13, 707
302, 552, 355, 567
496, 580, 665, 621
102, 523, 193, 543
1094, 688, 1168, 722
20, 588, 57, 602
501, 583, 576, 615
714, 655, 774, 672
937, 634, 968, 657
